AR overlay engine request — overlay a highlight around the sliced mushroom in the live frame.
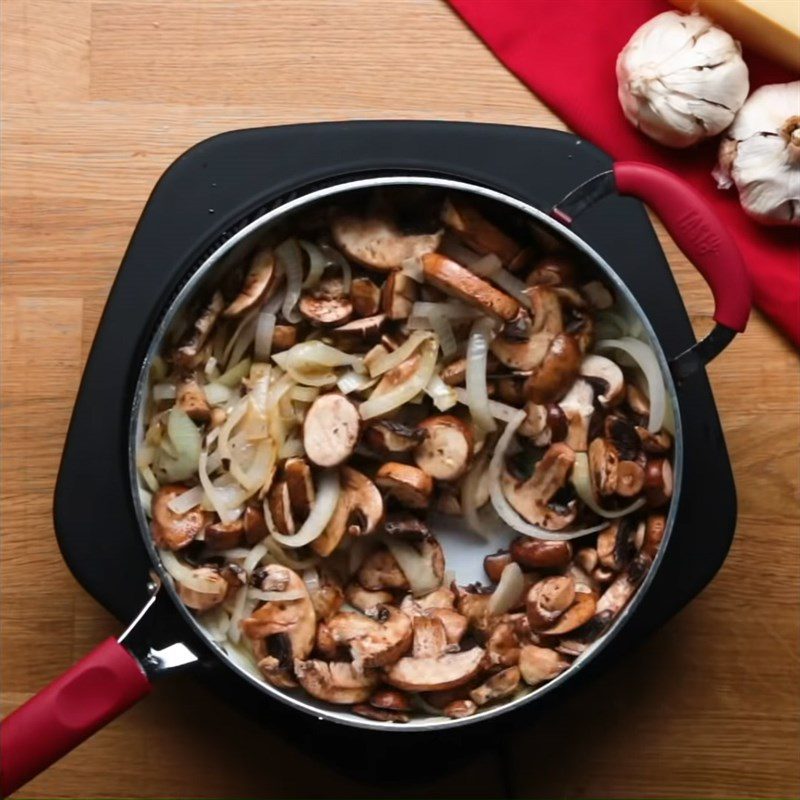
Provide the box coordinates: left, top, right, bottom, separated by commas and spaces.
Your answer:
370, 688, 412, 712
272, 324, 298, 353
454, 585, 499, 639
284, 457, 315, 520
363, 419, 425, 455
382, 272, 418, 320
502, 443, 577, 530
358, 546, 409, 591
327, 605, 413, 668
641, 514, 666, 559
588, 437, 619, 497
528, 285, 564, 335
440, 357, 467, 386
525, 254, 576, 287
345, 581, 394, 612
605, 416, 641, 461
299, 275, 353, 327
175, 566, 229, 612
518, 645, 570, 686
331, 213, 441, 272
617, 460, 645, 497
493, 377, 526, 405
369, 352, 421, 399
644, 458, 673, 508
204, 519, 244, 551
258, 655, 299, 689
223, 249, 276, 317
306, 567, 345, 621
484, 550, 513, 583
411, 615, 448, 659
596, 552, 652, 619
428, 608, 468, 646
580, 355, 624, 407
627, 384, 650, 417
416, 586, 456, 610
312, 466, 384, 557
636, 426, 673, 455
328, 314, 387, 348
526, 576, 576, 630
413, 415, 474, 482
174, 291, 224, 367
435, 487, 462, 515
539, 591, 597, 636
524, 333, 582, 404
470, 666, 521, 707
242, 565, 317, 665
352, 704, 410, 723
375, 462, 433, 509
596, 519, 637, 571
176, 374, 211, 423
243, 504, 268, 546
351, 276, 382, 317
581, 280, 614, 310
151, 484, 210, 550
294, 659, 379, 704
267, 480, 295, 537
422, 253, 521, 322
302, 393, 360, 468
558, 378, 595, 452
385, 646, 485, 692
441, 197, 521, 266
383, 513, 430, 540
484, 621, 522, 668
490, 331, 553, 372
509, 537, 572, 570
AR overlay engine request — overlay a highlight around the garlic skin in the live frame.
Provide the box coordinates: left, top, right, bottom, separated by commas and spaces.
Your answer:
714, 82, 800, 227
616, 11, 749, 148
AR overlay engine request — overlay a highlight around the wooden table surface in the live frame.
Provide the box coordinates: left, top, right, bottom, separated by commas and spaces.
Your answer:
2, 1, 799, 797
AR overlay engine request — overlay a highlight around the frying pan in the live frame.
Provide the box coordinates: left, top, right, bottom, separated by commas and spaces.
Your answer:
0, 156, 750, 796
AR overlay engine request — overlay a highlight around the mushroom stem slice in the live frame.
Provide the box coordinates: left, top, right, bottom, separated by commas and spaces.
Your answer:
413, 415, 474, 482
411, 615, 449, 659
327, 606, 413, 668
384, 646, 485, 692
518, 645, 570, 687
151, 484, 210, 551
302, 393, 360, 468
469, 666, 521, 707
375, 462, 434, 509
294, 660, 379, 704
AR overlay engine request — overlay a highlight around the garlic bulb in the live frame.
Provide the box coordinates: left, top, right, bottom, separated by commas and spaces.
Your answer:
714, 82, 800, 227
616, 11, 749, 148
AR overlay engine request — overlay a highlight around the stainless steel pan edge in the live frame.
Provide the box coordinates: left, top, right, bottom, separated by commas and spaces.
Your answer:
128, 175, 683, 732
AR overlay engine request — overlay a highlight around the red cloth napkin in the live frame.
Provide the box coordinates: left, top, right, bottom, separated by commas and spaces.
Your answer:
448, 0, 800, 345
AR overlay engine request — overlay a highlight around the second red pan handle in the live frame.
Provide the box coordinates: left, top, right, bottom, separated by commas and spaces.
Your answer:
0, 638, 151, 797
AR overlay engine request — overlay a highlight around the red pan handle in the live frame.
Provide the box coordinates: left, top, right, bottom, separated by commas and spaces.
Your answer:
613, 162, 751, 333
0, 638, 151, 796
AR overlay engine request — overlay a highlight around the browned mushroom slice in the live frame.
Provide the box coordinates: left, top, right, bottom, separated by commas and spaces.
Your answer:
490, 331, 553, 372
375, 462, 434, 509
528, 285, 564, 335
416, 586, 456, 610
352, 704, 410, 723
501, 443, 577, 531
382, 272, 418, 320
484, 621, 522, 668
175, 566, 229, 612
351, 276, 382, 317
204, 519, 244, 551
223, 249, 277, 317
312, 466, 384, 557
539, 591, 597, 636
331, 213, 441, 272
469, 666, 521, 707
284, 457, 315, 520
411, 615, 448, 659
302, 393, 360, 468
242, 565, 317, 663
559, 379, 595, 452
596, 552, 652, 619
357, 547, 409, 592
589, 437, 619, 497
267, 480, 295, 537
257, 655, 299, 689
524, 333, 582, 404
422, 253, 521, 322
383, 513, 430, 540
174, 291, 224, 367
616, 460, 645, 497
454, 584, 499, 639
151, 484, 210, 550
596, 519, 636, 571
581, 280, 614, 309
644, 458, 673, 508
518, 645, 570, 687
243, 504, 268, 546
525, 254, 576, 287
413, 415, 474, 482
345, 581, 395, 613
627, 384, 650, 417
369, 352, 421, 399
641, 514, 666, 559
440, 357, 467, 387
306, 567, 345, 621
299, 275, 353, 326
636, 426, 673, 455
294, 660, 379, 704
443, 699, 478, 718
385, 646, 485, 692
483, 550, 513, 583
328, 314, 387, 348
509, 537, 572, 570
428, 608, 468, 646
327, 605, 413, 668
363, 420, 425, 455
175, 374, 211, 423
272, 324, 298, 353
441, 197, 521, 265
370, 688, 413, 712
526, 576, 577, 631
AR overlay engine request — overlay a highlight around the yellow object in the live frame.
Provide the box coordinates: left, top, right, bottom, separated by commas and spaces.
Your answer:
670, 0, 800, 72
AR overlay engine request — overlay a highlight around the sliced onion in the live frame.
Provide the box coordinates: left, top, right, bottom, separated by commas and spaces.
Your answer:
204, 356, 219, 380
461, 451, 491, 539
139, 487, 153, 518
212, 547, 252, 560
319, 244, 352, 293
302, 568, 320, 596
227, 585, 251, 645
265, 536, 320, 571
425, 373, 458, 412
384, 538, 442, 597
160, 407, 202, 482
279, 437, 304, 459
487, 562, 525, 615
254, 311, 277, 361
466, 318, 497, 433
243, 543, 269, 574
217, 358, 252, 388
571, 452, 646, 519
430, 314, 457, 358
247, 588, 307, 602
401, 256, 425, 283
359, 338, 438, 420
269, 469, 340, 547
223, 639, 261, 674
290, 385, 319, 403
597, 338, 665, 433
204, 382, 232, 406
152, 383, 176, 402
366, 330, 432, 377
337, 369, 378, 395
222, 307, 259, 368
199, 450, 247, 523
167, 484, 205, 515
491, 269, 532, 309
203, 606, 231, 641
160, 549, 221, 593
488, 411, 608, 541
287, 341, 364, 373
217, 397, 249, 462
138, 464, 159, 493
411, 301, 482, 321
276, 238, 303, 323
136, 444, 155, 469
439, 232, 482, 267
300, 240, 329, 288
453, 387, 522, 424
469, 253, 503, 277
263, 372, 295, 410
